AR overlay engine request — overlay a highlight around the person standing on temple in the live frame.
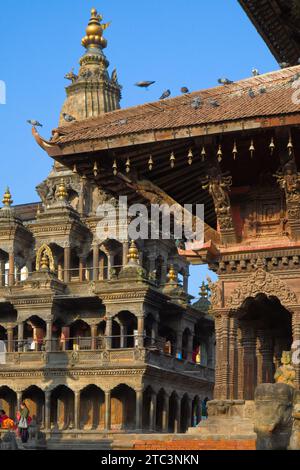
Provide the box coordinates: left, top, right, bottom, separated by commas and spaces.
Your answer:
17, 402, 30, 443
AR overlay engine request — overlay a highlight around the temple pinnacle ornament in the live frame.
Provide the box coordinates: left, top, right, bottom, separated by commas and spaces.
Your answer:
2, 187, 13, 207
167, 265, 178, 284
56, 180, 68, 201
127, 240, 139, 264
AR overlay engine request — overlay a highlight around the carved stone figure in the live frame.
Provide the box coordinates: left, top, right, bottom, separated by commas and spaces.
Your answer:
274, 351, 296, 388
274, 161, 300, 204
64, 68, 78, 83
202, 170, 233, 230
254, 383, 294, 450
207, 277, 223, 309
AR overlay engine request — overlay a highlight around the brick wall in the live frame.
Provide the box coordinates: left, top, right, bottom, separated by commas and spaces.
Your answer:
133, 439, 256, 451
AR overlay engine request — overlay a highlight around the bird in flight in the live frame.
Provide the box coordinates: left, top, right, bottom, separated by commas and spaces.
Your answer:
159, 89, 171, 100
27, 120, 43, 127
135, 81, 156, 89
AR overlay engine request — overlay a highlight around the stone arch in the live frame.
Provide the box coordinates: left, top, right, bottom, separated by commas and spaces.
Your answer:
0, 386, 17, 418
111, 384, 136, 431
36, 244, 55, 272
80, 385, 105, 430
50, 385, 74, 430
22, 385, 45, 426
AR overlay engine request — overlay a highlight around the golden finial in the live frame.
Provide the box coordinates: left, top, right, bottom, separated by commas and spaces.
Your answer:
2, 187, 13, 207
200, 281, 208, 298
40, 251, 50, 271
81, 8, 110, 50
127, 240, 139, 263
167, 265, 178, 283
56, 179, 68, 201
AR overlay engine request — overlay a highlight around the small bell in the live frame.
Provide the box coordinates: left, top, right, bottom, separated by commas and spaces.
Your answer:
187, 148, 193, 165
249, 139, 255, 158
73, 164, 78, 174
287, 132, 293, 156
170, 152, 176, 169
113, 159, 118, 176
125, 157, 131, 173
232, 141, 238, 160
269, 137, 275, 156
217, 144, 223, 163
93, 161, 98, 176
201, 146, 206, 162
148, 155, 154, 171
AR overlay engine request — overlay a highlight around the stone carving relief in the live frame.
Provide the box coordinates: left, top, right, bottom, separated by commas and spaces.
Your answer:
202, 169, 233, 230
227, 266, 297, 308
207, 277, 223, 309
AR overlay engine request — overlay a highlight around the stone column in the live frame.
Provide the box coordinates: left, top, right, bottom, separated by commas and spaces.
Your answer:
137, 316, 145, 348
45, 391, 51, 431
120, 324, 126, 348
162, 393, 170, 432
149, 392, 157, 432
151, 322, 158, 347
228, 315, 238, 399
292, 308, 300, 388
93, 244, 99, 281
8, 252, 14, 287
46, 319, 53, 352
17, 391, 22, 412
214, 311, 231, 399
91, 324, 98, 350
18, 322, 24, 352
0, 259, 5, 287
136, 389, 143, 432
187, 333, 194, 362
122, 242, 129, 268
74, 390, 81, 430
7, 326, 14, 353
105, 390, 111, 431
174, 396, 181, 433
64, 245, 71, 284
106, 318, 112, 349
79, 256, 86, 282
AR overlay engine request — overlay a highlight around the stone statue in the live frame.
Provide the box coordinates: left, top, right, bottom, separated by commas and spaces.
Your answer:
111, 68, 118, 83
254, 383, 294, 450
289, 391, 300, 450
64, 68, 78, 83
274, 351, 296, 388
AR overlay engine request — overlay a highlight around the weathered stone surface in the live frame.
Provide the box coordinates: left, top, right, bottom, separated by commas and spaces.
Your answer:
254, 383, 294, 450
289, 390, 300, 450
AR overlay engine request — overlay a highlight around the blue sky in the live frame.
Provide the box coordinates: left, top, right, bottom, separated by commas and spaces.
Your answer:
0, 0, 278, 297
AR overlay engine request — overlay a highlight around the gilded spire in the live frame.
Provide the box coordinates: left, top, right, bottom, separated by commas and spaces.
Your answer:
81, 8, 110, 50
127, 240, 139, 264
167, 265, 178, 284
2, 187, 13, 207
56, 179, 68, 201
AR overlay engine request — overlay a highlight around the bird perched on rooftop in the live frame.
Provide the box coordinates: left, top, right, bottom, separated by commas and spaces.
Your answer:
191, 96, 202, 109
135, 81, 156, 89
208, 99, 220, 108
218, 78, 233, 85
159, 89, 171, 100
279, 62, 290, 68
259, 86, 266, 94
27, 120, 43, 127
181, 87, 190, 94
252, 68, 260, 76
248, 88, 255, 98
62, 113, 76, 123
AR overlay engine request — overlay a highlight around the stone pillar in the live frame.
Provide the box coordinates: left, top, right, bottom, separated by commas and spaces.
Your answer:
187, 333, 194, 362
228, 315, 238, 399
137, 316, 145, 348
91, 324, 98, 350
8, 252, 14, 287
64, 245, 71, 284
79, 257, 86, 282
17, 391, 22, 412
136, 389, 143, 432
151, 322, 158, 346
292, 308, 300, 388
46, 320, 53, 352
120, 324, 126, 348
74, 390, 81, 430
45, 391, 51, 431
237, 328, 244, 400
18, 322, 24, 352
149, 392, 157, 432
176, 330, 183, 359
7, 326, 14, 353
106, 318, 112, 349
174, 396, 181, 433
105, 390, 111, 431
0, 259, 5, 287
257, 331, 274, 385
93, 244, 99, 281
162, 393, 170, 432
214, 311, 230, 399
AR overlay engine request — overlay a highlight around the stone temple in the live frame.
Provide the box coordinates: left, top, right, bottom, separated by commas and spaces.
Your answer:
2, 3, 300, 450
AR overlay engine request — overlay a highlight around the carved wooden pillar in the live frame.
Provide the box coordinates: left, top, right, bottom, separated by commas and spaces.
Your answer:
0, 259, 5, 287
8, 252, 14, 287
106, 318, 112, 349
214, 311, 230, 399
242, 327, 257, 400
46, 319, 53, 352
187, 333, 194, 362
45, 391, 51, 431
183, 274, 189, 293
237, 327, 245, 400
120, 323, 126, 348
105, 390, 111, 431
162, 393, 170, 432
136, 389, 143, 432
93, 244, 99, 281
122, 242, 129, 268
149, 391, 157, 432
292, 308, 300, 388
213, 314, 223, 399
7, 326, 14, 353
79, 256, 86, 282
17, 391, 22, 412
228, 315, 238, 399
74, 391, 81, 430
17, 322, 24, 352
91, 324, 98, 350
137, 316, 145, 348
257, 331, 274, 385
64, 245, 71, 284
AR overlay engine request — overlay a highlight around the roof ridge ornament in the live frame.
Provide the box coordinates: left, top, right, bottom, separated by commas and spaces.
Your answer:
81, 8, 110, 50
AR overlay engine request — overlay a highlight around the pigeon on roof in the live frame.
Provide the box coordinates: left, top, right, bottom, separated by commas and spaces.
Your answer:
208, 99, 220, 107
181, 87, 190, 94
252, 68, 260, 76
218, 78, 233, 85
159, 89, 171, 100
63, 113, 76, 122
248, 88, 255, 98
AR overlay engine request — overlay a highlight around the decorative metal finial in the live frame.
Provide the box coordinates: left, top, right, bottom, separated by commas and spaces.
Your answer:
81, 8, 110, 50
56, 179, 68, 201
200, 281, 208, 298
127, 240, 139, 263
287, 131, 293, 156
93, 161, 98, 176
113, 159, 118, 176
2, 187, 13, 207
40, 251, 50, 271
167, 265, 178, 283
